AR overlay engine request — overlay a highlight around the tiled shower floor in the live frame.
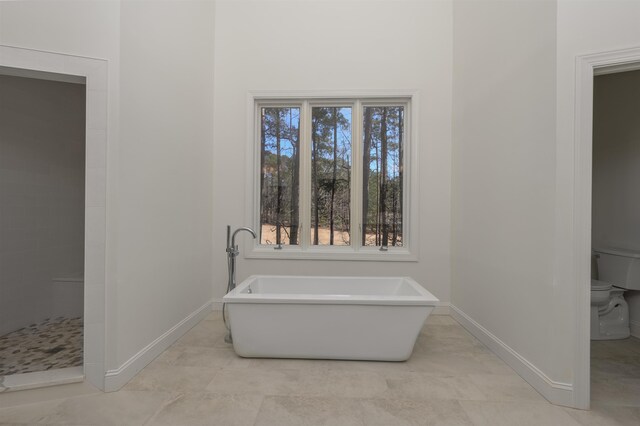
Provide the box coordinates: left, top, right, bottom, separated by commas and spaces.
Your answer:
0, 317, 83, 376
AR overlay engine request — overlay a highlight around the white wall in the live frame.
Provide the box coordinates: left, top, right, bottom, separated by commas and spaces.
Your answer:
212, 0, 452, 304
0, 0, 215, 382
451, 0, 559, 395
0, 75, 85, 335
116, 0, 215, 367
591, 70, 640, 337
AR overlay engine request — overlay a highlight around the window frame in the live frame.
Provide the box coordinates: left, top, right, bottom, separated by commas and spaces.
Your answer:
245, 90, 419, 261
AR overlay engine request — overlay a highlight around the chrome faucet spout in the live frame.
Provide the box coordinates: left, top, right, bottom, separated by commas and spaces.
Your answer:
224, 225, 257, 344
231, 227, 257, 250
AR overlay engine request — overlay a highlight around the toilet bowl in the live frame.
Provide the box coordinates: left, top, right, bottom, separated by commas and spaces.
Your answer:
591, 279, 611, 306
591, 279, 629, 340
590, 246, 639, 341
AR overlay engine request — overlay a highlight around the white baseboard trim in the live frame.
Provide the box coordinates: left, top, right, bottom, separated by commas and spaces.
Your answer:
103, 300, 213, 392
631, 319, 640, 339
450, 304, 575, 408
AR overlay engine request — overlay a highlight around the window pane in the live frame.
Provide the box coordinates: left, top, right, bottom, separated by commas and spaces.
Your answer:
362, 106, 404, 247
311, 107, 352, 245
260, 107, 300, 245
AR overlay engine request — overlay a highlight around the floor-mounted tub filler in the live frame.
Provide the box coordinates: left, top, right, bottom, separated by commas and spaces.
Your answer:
223, 275, 439, 361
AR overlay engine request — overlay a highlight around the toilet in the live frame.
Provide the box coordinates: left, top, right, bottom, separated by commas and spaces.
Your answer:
590, 246, 640, 340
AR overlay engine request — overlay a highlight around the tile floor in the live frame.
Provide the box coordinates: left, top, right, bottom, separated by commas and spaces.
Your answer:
0, 312, 639, 425
0, 318, 83, 376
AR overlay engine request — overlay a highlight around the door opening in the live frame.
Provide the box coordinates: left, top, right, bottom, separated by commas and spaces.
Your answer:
0, 46, 108, 392
573, 48, 640, 410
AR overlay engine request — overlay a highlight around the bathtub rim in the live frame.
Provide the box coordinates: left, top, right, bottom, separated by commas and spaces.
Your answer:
223, 275, 439, 306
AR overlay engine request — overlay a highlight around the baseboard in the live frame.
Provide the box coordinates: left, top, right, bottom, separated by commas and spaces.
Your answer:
450, 304, 575, 408
631, 319, 640, 339
103, 300, 213, 392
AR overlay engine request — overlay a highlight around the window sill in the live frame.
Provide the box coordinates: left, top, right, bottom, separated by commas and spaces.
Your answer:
246, 247, 418, 262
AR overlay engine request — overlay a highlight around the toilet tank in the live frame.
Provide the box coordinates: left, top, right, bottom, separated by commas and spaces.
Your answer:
593, 247, 640, 290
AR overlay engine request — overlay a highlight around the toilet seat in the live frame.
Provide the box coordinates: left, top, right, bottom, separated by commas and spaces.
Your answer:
591, 279, 612, 291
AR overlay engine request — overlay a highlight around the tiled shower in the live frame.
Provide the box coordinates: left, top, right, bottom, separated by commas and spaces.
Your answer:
0, 72, 85, 376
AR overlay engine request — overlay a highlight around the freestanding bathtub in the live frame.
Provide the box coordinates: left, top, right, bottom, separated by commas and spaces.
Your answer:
222, 275, 439, 361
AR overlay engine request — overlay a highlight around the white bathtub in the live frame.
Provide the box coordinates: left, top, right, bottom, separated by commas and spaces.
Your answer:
222, 275, 439, 361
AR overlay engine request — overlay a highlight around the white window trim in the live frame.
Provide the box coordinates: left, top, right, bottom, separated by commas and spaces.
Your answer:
245, 90, 419, 262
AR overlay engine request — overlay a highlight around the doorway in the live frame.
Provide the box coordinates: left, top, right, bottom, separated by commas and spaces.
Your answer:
0, 46, 108, 391
574, 47, 640, 410
0, 71, 86, 386
590, 68, 640, 406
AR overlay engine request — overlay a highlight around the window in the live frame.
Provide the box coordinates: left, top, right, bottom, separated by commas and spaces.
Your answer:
250, 94, 416, 261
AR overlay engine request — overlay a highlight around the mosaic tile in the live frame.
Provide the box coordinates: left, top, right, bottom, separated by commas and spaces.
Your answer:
0, 317, 83, 376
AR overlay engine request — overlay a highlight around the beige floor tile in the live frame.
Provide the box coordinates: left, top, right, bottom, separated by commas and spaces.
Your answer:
385, 373, 485, 401
360, 398, 474, 426
564, 402, 640, 426
204, 311, 223, 321
591, 337, 640, 358
405, 351, 500, 375
459, 400, 583, 426
425, 315, 460, 326
0, 399, 63, 424
472, 352, 518, 375
125, 364, 219, 392
467, 373, 545, 402
420, 324, 478, 339
591, 355, 640, 380
173, 320, 228, 348
239, 356, 333, 372
322, 358, 412, 374
153, 345, 236, 369
414, 339, 491, 358
414, 332, 491, 356
12, 314, 630, 426
145, 392, 263, 426
591, 375, 640, 407
222, 353, 258, 369
205, 367, 320, 397
38, 390, 173, 426
318, 371, 389, 398
253, 395, 366, 426
0, 382, 100, 409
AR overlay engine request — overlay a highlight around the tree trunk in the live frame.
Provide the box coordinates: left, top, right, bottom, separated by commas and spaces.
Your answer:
392, 181, 397, 246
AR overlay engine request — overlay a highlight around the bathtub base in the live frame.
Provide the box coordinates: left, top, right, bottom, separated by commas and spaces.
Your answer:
228, 303, 432, 361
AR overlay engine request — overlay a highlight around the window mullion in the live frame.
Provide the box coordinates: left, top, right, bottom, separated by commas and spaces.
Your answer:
299, 100, 311, 250
351, 100, 362, 251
